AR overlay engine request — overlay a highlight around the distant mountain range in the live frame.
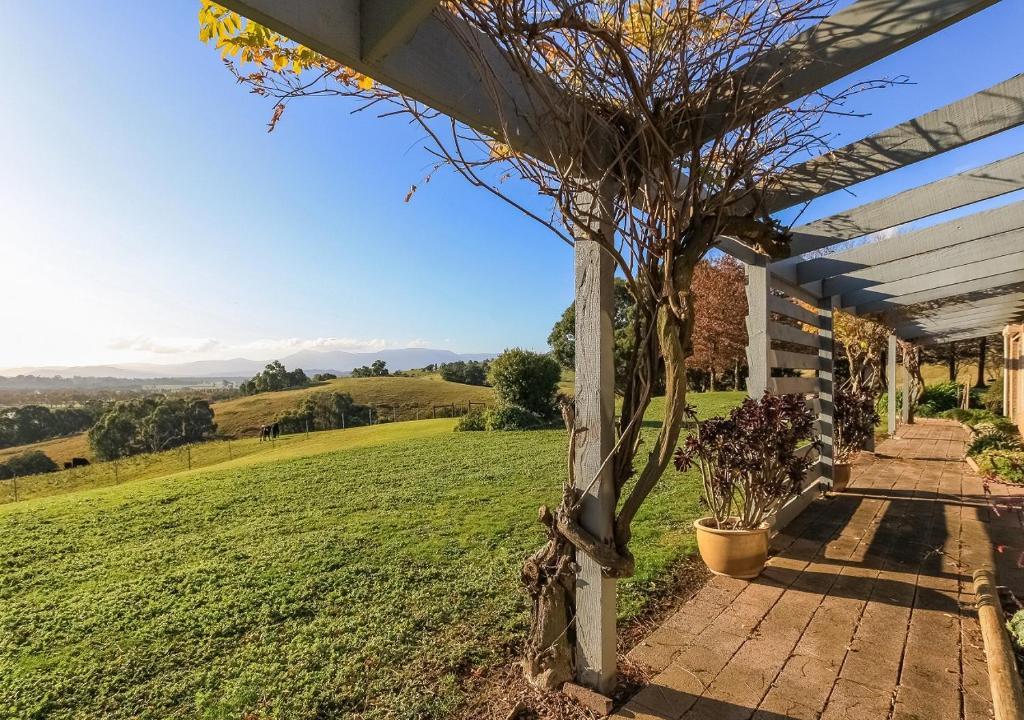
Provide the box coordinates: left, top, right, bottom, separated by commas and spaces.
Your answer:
0, 348, 497, 380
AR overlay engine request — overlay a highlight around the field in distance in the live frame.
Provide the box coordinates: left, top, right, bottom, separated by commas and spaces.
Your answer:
0, 374, 497, 467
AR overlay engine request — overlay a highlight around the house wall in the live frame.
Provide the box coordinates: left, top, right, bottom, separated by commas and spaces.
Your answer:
1005, 324, 1024, 432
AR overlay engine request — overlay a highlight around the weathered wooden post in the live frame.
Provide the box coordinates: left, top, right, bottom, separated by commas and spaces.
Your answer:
744, 259, 770, 398
1003, 328, 1011, 418
572, 183, 617, 693
901, 345, 912, 425
818, 296, 836, 486
888, 333, 898, 436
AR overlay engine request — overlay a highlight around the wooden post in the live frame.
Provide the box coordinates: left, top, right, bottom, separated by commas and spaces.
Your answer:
818, 296, 835, 486
572, 183, 617, 694
1004, 329, 1011, 417
888, 333, 898, 436
901, 346, 912, 425
744, 259, 770, 398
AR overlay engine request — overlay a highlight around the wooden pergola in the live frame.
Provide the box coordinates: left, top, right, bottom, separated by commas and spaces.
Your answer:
217, 0, 1024, 694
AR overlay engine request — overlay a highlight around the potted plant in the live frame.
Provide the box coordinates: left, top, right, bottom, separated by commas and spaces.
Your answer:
675, 393, 819, 579
832, 388, 879, 491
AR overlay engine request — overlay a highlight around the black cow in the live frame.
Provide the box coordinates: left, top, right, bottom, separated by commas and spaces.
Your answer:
63, 462, 73, 470
271, 422, 281, 439
259, 425, 271, 442
71, 457, 90, 467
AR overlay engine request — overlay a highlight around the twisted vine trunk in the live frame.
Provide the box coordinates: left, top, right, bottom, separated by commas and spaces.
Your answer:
521, 271, 697, 689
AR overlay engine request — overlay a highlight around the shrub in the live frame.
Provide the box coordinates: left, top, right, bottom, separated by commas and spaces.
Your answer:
967, 432, 1023, 457
454, 408, 487, 431
277, 391, 370, 433
834, 388, 879, 463
0, 451, 59, 479
1008, 609, 1024, 650
487, 349, 561, 418
982, 378, 1004, 414
977, 450, 1024, 484
917, 382, 961, 416
674, 393, 820, 530
485, 403, 543, 431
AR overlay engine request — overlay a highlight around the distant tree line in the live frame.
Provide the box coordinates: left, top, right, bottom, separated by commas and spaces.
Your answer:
438, 360, 490, 386
239, 361, 310, 395
88, 397, 217, 461
351, 360, 389, 378
277, 391, 371, 433
0, 404, 102, 449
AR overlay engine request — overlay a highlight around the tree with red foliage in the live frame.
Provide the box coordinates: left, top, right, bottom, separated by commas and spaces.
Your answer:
691, 255, 748, 391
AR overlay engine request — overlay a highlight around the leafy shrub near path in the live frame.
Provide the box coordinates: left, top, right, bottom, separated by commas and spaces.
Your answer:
982, 378, 1004, 414
916, 381, 961, 417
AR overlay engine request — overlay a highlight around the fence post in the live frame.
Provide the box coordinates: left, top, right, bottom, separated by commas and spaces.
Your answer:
12, 476, 18, 503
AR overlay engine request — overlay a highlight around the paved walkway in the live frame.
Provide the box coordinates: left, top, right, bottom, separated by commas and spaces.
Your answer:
615, 420, 1024, 720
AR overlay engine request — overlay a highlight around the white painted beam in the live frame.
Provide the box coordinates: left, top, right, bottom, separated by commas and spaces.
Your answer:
361, 0, 440, 63
766, 74, 1024, 211
843, 251, 1024, 310
821, 228, 1024, 297
788, 153, 1024, 256
856, 269, 1024, 315
881, 291, 1024, 325
696, 0, 1000, 145
218, 0, 553, 159
777, 200, 1024, 285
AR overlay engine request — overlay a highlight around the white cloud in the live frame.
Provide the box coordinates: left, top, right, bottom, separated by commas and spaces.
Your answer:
105, 335, 434, 359
107, 336, 223, 355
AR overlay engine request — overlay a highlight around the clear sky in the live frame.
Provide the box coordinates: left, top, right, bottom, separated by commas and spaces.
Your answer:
0, 1, 1021, 368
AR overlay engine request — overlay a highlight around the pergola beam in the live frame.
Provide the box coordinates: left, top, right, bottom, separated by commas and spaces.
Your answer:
774, 200, 1024, 285
696, 0, 1000, 146
361, 0, 441, 63
766, 73, 1024, 212
915, 324, 1012, 345
855, 268, 1024, 315
895, 308, 1024, 336
821, 228, 1024, 297
787, 152, 1024, 257
892, 304, 1024, 334
843, 251, 1024, 310
882, 291, 1024, 325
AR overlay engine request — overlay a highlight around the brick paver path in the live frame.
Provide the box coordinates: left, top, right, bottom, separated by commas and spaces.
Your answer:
614, 420, 1024, 720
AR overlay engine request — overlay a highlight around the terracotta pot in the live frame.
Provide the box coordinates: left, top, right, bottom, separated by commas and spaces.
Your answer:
832, 463, 852, 492
693, 517, 770, 579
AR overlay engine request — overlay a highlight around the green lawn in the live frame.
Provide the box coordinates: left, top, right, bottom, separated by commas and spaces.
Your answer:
0, 391, 743, 720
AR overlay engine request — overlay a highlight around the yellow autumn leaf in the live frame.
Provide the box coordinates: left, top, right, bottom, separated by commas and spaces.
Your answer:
357, 75, 374, 91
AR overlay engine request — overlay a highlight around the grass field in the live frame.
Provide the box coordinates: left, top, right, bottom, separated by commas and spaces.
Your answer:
0, 391, 743, 720
212, 375, 496, 437
0, 375, 496, 468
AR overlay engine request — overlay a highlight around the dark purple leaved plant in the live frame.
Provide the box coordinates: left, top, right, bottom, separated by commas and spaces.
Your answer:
675, 392, 820, 530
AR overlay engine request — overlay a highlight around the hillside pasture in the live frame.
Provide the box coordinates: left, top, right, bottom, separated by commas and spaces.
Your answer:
210, 374, 495, 437
0, 420, 457, 505
0, 391, 743, 720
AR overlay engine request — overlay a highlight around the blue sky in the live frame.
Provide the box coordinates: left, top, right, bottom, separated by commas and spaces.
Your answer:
0, 1, 1021, 368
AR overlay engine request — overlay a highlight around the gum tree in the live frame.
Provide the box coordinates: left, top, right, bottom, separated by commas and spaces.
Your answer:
200, 0, 882, 688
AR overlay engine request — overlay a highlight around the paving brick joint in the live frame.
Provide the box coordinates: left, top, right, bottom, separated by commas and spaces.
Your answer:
615, 420, 1023, 720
